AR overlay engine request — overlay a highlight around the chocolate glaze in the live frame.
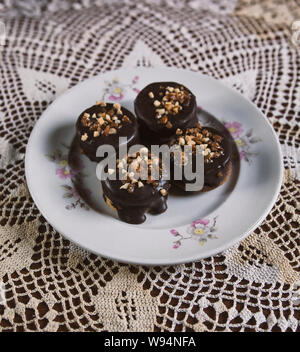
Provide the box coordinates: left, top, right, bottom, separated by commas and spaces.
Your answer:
102, 178, 169, 224
76, 103, 139, 162
170, 126, 232, 190
138, 116, 198, 147
201, 127, 232, 188
134, 82, 197, 145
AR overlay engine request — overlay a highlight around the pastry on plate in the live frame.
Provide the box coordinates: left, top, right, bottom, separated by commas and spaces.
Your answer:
134, 82, 198, 146
101, 147, 170, 224
169, 123, 232, 191
76, 101, 138, 162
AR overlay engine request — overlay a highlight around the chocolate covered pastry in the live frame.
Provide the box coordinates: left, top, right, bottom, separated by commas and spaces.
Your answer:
76, 101, 138, 162
134, 82, 198, 146
101, 148, 170, 224
169, 123, 232, 191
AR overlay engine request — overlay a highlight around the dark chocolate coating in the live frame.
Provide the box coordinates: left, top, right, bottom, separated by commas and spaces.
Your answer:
134, 82, 198, 146
202, 127, 232, 188
102, 177, 169, 224
76, 104, 139, 162
170, 127, 232, 190
138, 116, 198, 147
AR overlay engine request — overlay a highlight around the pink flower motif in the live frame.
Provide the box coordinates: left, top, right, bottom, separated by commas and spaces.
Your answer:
170, 229, 178, 236
133, 88, 140, 93
173, 243, 180, 249
133, 76, 139, 82
225, 121, 243, 138
191, 218, 210, 228
56, 167, 76, 180
239, 151, 246, 160
108, 94, 124, 101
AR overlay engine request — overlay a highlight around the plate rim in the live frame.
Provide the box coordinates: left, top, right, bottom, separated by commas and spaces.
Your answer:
25, 67, 283, 265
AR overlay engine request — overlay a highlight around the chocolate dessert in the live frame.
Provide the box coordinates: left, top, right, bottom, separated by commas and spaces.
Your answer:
134, 82, 198, 146
101, 147, 170, 224
169, 123, 232, 191
76, 101, 138, 162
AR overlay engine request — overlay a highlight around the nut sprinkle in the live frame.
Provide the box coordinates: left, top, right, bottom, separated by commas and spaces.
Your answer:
80, 102, 132, 141
112, 148, 167, 194
149, 85, 191, 127
170, 122, 224, 163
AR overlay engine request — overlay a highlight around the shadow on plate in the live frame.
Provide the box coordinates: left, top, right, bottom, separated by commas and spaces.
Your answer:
170, 109, 240, 198
45, 122, 115, 217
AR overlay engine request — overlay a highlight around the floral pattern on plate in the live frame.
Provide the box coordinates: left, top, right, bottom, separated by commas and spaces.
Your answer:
171, 216, 219, 249
46, 145, 91, 210
225, 121, 261, 163
102, 76, 140, 101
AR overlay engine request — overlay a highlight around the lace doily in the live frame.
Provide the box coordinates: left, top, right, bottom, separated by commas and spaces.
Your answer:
0, 0, 299, 332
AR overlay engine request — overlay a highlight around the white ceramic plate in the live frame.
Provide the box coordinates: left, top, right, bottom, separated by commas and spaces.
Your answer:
25, 68, 283, 265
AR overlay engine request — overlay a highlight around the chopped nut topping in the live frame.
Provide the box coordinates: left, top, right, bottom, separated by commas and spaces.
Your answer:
122, 115, 131, 123
109, 128, 117, 134
172, 126, 224, 163
81, 133, 88, 141
187, 139, 196, 146
113, 103, 121, 110
213, 134, 223, 143
98, 117, 105, 125
160, 189, 167, 196
157, 108, 165, 115
103, 125, 110, 136
116, 148, 165, 193
178, 137, 185, 145
120, 183, 129, 190
80, 102, 131, 138
149, 85, 191, 128
161, 116, 168, 124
